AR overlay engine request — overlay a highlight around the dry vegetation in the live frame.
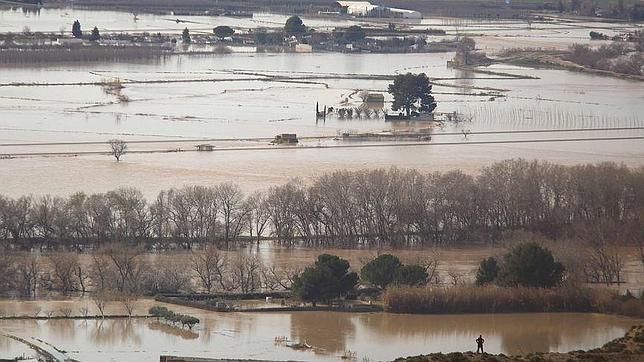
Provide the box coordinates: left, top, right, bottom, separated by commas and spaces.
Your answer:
0, 46, 169, 65
383, 285, 644, 317
496, 40, 644, 79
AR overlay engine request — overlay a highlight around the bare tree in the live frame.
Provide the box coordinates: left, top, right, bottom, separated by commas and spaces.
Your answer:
118, 293, 137, 317
48, 252, 79, 294
261, 264, 301, 290
108, 139, 128, 162
216, 183, 248, 248
105, 244, 145, 293
15, 254, 40, 297
247, 192, 270, 244
58, 307, 73, 317
191, 245, 228, 293
74, 264, 90, 295
578, 221, 625, 286
230, 254, 262, 293
92, 289, 112, 318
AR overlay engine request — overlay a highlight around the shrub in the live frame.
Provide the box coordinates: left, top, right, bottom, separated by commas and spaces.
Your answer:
360, 254, 402, 289
383, 285, 643, 317
496, 242, 564, 288
292, 254, 358, 306
394, 265, 428, 287
475, 257, 499, 286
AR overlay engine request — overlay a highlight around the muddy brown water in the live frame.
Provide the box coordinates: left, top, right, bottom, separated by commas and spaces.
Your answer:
1, 245, 642, 360
0, 298, 641, 361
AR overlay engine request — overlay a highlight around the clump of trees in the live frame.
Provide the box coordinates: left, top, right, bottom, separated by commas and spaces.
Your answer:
89, 27, 101, 42
292, 254, 357, 306
387, 73, 437, 116
72, 20, 82, 38
475, 242, 565, 288
213, 26, 235, 39
284, 15, 306, 35
149, 306, 199, 329
360, 254, 428, 289
182, 28, 191, 44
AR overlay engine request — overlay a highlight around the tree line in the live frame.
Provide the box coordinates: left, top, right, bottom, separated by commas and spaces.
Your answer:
0, 159, 643, 250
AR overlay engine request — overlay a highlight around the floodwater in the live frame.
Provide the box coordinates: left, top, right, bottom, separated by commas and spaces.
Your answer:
0, 52, 642, 197
0, 298, 640, 361
0, 7, 643, 196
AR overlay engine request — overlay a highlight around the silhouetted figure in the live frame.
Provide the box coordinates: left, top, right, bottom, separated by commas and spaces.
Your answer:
476, 335, 485, 353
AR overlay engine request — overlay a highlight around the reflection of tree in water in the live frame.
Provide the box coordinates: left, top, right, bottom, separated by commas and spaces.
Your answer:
89, 319, 142, 346
147, 321, 199, 340
44, 319, 75, 341
289, 312, 355, 354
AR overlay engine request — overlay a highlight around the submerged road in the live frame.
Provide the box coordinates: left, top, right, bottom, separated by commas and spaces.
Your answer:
2, 135, 644, 158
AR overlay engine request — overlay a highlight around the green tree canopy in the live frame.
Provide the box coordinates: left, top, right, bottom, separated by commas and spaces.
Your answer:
360, 254, 402, 289
89, 26, 101, 42
72, 20, 82, 38
387, 73, 437, 116
285, 15, 306, 35
182, 28, 191, 43
343, 25, 365, 43
394, 265, 428, 286
475, 256, 499, 286
497, 242, 565, 288
292, 254, 358, 306
214, 25, 235, 39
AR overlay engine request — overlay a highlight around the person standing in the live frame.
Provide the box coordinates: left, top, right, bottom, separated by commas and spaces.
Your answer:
476, 335, 485, 353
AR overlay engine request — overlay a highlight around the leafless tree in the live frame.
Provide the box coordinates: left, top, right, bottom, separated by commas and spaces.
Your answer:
15, 254, 40, 297
74, 264, 90, 295
118, 293, 138, 317
216, 183, 249, 248
0, 253, 16, 294
92, 289, 112, 318
79, 306, 89, 317
191, 245, 228, 293
58, 307, 73, 317
261, 264, 301, 290
108, 139, 128, 162
578, 221, 625, 285
48, 252, 79, 294
247, 192, 270, 244
230, 254, 262, 293
105, 243, 146, 293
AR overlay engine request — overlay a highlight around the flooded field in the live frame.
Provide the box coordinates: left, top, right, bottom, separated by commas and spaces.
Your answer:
0, 51, 642, 197
0, 298, 641, 361
1, 7, 643, 197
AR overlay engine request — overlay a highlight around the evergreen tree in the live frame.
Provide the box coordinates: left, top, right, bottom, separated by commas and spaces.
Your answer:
72, 20, 82, 38
89, 26, 101, 42
182, 28, 191, 44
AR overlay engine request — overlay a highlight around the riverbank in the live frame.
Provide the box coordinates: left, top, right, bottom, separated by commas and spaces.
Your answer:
395, 325, 644, 362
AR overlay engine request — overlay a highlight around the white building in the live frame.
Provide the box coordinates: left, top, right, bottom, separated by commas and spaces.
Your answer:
336, 1, 422, 19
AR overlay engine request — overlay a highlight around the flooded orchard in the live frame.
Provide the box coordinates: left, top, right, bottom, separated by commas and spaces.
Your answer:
0, 298, 640, 361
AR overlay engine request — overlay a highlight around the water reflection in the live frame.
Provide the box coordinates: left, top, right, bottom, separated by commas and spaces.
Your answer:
148, 321, 198, 340
0, 310, 638, 361
290, 312, 356, 354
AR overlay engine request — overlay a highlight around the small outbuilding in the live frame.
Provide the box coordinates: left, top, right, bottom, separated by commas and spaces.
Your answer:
195, 144, 215, 151
273, 134, 299, 144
